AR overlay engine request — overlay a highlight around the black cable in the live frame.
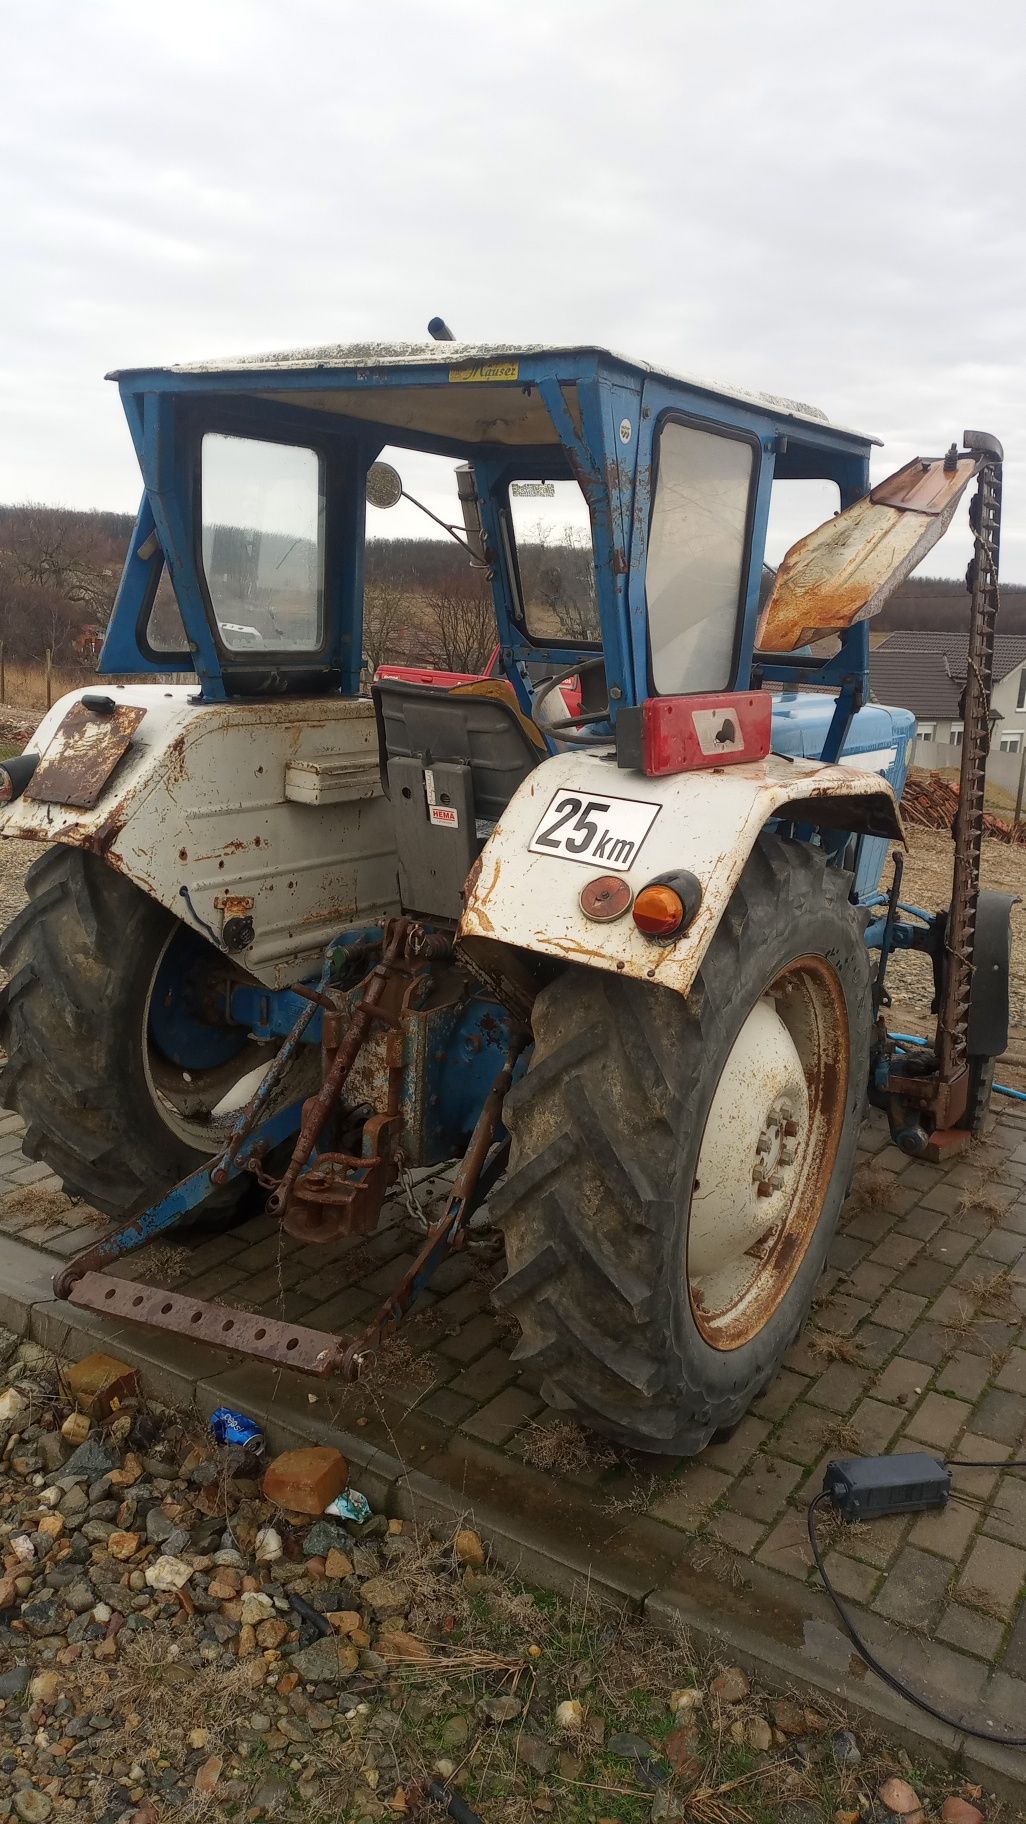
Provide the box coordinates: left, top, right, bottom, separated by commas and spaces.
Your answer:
808, 1490, 1026, 1746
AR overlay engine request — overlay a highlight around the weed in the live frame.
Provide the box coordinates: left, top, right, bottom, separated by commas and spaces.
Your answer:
519, 1418, 618, 1477
808, 1330, 864, 1366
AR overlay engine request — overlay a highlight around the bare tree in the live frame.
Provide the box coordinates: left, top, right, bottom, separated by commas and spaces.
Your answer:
362, 580, 408, 675
427, 580, 497, 673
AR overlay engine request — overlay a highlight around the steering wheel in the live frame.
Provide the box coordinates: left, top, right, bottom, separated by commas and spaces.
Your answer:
531, 658, 614, 747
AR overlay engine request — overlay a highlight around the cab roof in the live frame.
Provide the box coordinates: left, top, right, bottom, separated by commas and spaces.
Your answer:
109, 340, 877, 448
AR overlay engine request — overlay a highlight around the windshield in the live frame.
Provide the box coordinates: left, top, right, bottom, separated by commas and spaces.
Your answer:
507, 478, 599, 642
200, 433, 325, 651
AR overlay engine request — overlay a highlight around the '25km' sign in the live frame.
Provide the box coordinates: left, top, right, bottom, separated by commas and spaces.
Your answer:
528, 791, 661, 872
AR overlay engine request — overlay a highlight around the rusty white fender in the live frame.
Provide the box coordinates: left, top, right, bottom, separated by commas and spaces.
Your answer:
0, 685, 399, 988
459, 749, 903, 998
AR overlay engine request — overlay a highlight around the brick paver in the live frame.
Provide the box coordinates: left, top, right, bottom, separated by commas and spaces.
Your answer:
3, 1086, 1026, 1740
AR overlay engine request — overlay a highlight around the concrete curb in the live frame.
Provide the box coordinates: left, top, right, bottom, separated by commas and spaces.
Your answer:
2, 1230, 1024, 1800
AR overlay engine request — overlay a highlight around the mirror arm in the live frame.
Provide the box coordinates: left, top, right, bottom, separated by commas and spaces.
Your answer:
399, 489, 483, 561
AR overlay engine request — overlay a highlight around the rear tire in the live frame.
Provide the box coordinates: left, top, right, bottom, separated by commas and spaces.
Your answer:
0, 846, 298, 1222
491, 834, 871, 1455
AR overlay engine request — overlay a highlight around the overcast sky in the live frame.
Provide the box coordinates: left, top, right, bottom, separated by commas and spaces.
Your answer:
2, 0, 1024, 579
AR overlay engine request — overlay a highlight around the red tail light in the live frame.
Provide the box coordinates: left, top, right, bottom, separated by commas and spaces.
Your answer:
616, 693, 771, 778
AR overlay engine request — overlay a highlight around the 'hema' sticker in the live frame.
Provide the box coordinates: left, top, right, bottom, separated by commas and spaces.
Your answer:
430, 805, 459, 828
529, 791, 660, 872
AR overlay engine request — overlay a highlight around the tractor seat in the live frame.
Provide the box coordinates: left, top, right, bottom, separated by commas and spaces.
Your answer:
372, 677, 543, 920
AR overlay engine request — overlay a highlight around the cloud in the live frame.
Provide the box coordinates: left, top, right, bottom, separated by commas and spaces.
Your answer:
1, 0, 1023, 577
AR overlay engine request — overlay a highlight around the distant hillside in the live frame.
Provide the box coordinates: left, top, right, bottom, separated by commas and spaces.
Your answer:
879, 575, 1026, 634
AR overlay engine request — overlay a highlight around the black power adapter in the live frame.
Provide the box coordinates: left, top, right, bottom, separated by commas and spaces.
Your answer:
822, 1451, 951, 1521
809, 1447, 1026, 1748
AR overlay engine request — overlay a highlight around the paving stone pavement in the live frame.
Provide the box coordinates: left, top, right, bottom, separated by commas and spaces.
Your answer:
4, 1094, 1026, 1776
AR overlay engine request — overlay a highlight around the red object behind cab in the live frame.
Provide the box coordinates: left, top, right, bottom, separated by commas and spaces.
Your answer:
617, 692, 772, 778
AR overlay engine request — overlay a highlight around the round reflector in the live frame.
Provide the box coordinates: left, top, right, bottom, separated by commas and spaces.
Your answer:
579, 874, 633, 922
632, 883, 685, 938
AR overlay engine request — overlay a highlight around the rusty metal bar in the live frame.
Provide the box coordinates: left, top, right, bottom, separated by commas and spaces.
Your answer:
937, 443, 1003, 1091
266, 919, 415, 1217
66, 1272, 344, 1376
341, 1043, 524, 1377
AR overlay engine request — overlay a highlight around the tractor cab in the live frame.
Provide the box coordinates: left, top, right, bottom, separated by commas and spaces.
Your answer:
97, 340, 969, 903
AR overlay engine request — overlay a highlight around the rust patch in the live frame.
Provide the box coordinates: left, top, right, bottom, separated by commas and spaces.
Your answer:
24, 703, 146, 809
479, 857, 503, 908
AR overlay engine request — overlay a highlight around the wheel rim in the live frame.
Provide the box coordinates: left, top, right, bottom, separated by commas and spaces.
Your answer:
687, 955, 848, 1350
142, 925, 313, 1154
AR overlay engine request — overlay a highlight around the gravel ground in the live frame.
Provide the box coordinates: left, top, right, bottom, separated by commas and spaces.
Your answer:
0, 1332, 1009, 1823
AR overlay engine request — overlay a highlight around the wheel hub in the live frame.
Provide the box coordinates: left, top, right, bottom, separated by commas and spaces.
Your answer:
686, 958, 848, 1350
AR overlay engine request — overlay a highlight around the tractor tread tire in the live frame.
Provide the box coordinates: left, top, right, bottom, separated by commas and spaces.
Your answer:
492, 834, 870, 1455
0, 846, 199, 1218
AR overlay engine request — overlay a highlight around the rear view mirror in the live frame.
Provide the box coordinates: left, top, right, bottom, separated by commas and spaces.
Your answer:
366, 462, 403, 510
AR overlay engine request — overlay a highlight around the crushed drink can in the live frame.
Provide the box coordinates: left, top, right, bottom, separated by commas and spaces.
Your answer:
209, 1406, 264, 1453
324, 1488, 372, 1525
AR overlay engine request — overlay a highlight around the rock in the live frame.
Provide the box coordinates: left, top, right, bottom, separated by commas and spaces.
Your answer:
255, 1525, 283, 1564
555, 1699, 584, 1730
454, 1527, 485, 1567
324, 1547, 355, 1580
0, 1576, 17, 1612
0, 1664, 31, 1698
145, 1508, 174, 1545
60, 1411, 91, 1446
20, 1598, 62, 1637
262, 1446, 349, 1516
0, 1387, 27, 1421
194, 1754, 223, 1796
106, 1530, 141, 1561
290, 1636, 360, 1683
664, 1724, 702, 1784
256, 1618, 289, 1649
303, 1520, 352, 1560
145, 1555, 194, 1592
772, 1699, 808, 1735
711, 1667, 750, 1705
606, 1733, 670, 1788
189, 1728, 210, 1749
240, 1591, 274, 1625
360, 1575, 408, 1615
378, 1631, 431, 1661
518, 1733, 555, 1776
66, 1352, 138, 1417
879, 1779, 923, 1817
832, 1729, 861, 1768
440, 1715, 470, 1747
940, 1804, 984, 1824
29, 1671, 60, 1705
60, 1437, 120, 1482
749, 1718, 773, 1752
669, 1687, 703, 1714
13, 1792, 53, 1822
478, 1693, 521, 1723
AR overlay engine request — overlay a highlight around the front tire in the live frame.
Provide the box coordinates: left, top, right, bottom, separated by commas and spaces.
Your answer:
491, 834, 870, 1455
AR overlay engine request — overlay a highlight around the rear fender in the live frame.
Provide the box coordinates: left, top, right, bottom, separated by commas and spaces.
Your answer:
459, 750, 903, 999
0, 685, 399, 988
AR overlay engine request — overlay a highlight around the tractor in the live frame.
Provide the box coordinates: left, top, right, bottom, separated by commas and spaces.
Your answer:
0, 330, 1012, 1454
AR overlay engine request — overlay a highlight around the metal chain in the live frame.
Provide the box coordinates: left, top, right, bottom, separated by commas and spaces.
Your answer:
394, 1149, 430, 1233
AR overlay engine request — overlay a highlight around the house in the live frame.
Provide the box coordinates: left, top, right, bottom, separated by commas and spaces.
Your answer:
869, 632, 1026, 756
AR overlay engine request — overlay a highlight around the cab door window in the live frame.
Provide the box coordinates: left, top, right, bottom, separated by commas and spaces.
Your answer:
200, 433, 325, 652
646, 421, 754, 694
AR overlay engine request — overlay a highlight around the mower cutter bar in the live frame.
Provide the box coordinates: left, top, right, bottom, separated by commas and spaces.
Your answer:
65, 1272, 344, 1377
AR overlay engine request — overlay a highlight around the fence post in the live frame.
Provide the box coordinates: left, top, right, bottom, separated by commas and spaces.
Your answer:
0, 642, 4, 706
1015, 743, 1026, 830
45, 648, 53, 711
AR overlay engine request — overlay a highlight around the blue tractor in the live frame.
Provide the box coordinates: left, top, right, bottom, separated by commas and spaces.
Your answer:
0, 330, 1010, 1453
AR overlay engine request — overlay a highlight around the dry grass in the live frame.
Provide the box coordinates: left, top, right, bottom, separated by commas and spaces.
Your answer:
808, 1329, 865, 1366
825, 1418, 864, 1456
519, 1418, 618, 1477
844, 1164, 893, 1218
0, 656, 98, 712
